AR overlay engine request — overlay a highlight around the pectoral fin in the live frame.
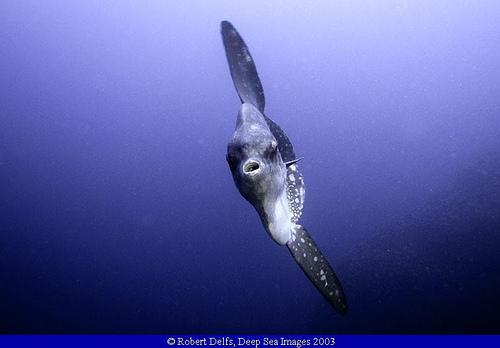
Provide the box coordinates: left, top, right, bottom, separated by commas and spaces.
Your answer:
284, 157, 303, 167
287, 225, 348, 315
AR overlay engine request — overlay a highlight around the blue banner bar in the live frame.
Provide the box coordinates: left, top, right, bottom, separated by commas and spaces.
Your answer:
0, 335, 498, 348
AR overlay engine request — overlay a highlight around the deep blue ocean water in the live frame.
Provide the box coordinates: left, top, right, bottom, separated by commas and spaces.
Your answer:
1, 0, 500, 333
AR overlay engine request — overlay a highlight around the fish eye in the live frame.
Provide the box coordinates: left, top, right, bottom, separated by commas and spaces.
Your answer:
266, 141, 278, 156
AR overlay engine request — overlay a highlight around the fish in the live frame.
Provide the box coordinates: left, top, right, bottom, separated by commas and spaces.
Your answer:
221, 20, 347, 315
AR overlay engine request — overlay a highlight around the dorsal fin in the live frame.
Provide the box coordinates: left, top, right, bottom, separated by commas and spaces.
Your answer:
220, 21, 296, 163
221, 20, 265, 113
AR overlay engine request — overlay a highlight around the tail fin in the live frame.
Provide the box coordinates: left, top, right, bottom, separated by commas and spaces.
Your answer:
220, 20, 265, 113
287, 225, 348, 315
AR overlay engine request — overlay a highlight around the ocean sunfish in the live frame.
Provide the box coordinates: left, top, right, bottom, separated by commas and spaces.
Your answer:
221, 20, 347, 315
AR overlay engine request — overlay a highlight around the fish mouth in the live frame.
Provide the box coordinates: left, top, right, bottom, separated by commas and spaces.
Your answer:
242, 159, 261, 176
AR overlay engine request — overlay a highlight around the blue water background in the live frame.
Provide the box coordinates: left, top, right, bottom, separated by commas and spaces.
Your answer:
1, 0, 500, 333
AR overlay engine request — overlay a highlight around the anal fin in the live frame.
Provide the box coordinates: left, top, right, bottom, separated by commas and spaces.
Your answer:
286, 224, 348, 315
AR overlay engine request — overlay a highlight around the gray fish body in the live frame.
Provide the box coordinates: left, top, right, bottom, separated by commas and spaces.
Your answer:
227, 103, 292, 245
221, 20, 348, 315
